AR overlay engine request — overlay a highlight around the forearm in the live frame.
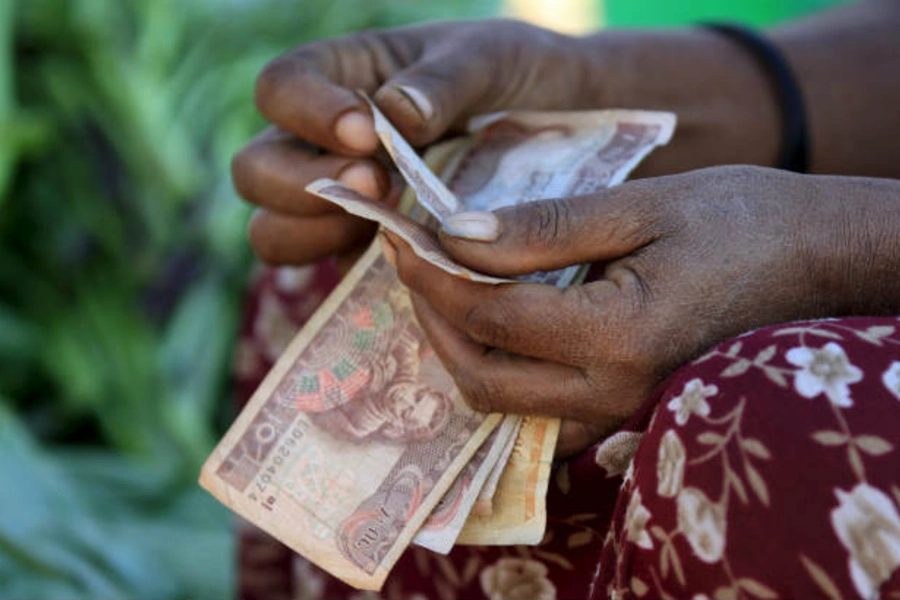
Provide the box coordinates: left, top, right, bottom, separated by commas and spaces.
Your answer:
800, 174, 900, 317
772, 0, 900, 178
573, 1, 900, 178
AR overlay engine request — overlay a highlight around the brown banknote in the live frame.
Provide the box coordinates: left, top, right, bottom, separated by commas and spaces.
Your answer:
412, 415, 521, 554
307, 107, 677, 548
203, 106, 676, 591
200, 241, 502, 590
472, 416, 523, 517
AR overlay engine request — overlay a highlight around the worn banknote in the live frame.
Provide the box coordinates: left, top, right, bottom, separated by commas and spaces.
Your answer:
200, 240, 503, 590
202, 101, 676, 591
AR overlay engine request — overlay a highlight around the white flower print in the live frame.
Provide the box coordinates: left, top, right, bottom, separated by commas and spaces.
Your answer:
882, 361, 900, 402
786, 342, 863, 407
666, 378, 717, 426
677, 487, 726, 564
657, 430, 686, 498
274, 265, 315, 292
625, 488, 654, 550
594, 431, 644, 477
830, 483, 900, 600
480, 557, 556, 600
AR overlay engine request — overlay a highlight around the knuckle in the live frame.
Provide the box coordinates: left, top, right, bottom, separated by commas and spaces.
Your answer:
247, 211, 282, 264
463, 296, 516, 348
458, 372, 503, 414
522, 199, 575, 251
255, 55, 301, 112
230, 145, 262, 203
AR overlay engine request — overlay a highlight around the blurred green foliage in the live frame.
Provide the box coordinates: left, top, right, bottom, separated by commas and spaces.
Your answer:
0, 0, 496, 598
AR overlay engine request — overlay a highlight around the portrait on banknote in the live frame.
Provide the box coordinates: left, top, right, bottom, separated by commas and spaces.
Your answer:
285, 278, 451, 444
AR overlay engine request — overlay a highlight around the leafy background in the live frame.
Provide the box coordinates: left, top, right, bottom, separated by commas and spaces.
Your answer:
0, 0, 496, 598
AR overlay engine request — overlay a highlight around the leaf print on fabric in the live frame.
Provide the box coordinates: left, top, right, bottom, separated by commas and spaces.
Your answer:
830, 483, 900, 600
595, 431, 644, 477
666, 378, 717, 425
677, 487, 726, 564
853, 324, 896, 346
625, 489, 654, 550
657, 430, 686, 498
479, 558, 557, 600
786, 342, 863, 407
883, 361, 900, 401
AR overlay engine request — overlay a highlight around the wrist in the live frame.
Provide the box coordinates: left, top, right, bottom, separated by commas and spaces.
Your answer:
573, 28, 781, 174
798, 175, 900, 317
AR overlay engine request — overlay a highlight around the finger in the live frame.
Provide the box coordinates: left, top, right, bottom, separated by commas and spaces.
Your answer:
387, 231, 631, 366
437, 180, 670, 276
255, 33, 412, 155
372, 47, 494, 147
233, 128, 390, 217
411, 294, 615, 424
248, 209, 376, 266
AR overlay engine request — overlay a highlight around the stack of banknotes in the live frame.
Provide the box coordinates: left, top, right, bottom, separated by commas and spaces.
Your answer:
200, 97, 675, 591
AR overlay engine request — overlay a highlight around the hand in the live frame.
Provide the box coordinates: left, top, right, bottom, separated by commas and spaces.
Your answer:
232, 20, 784, 268
232, 19, 593, 268
386, 165, 900, 457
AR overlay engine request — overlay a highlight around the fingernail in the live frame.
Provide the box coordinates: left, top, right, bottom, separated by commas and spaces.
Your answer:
337, 164, 382, 198
442, 211, 500, 242
334, 111, 377, 152
378, 231, 398, 267
396, 85, 434, 121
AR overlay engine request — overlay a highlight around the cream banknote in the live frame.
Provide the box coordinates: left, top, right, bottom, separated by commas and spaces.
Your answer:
472, 416, 523, 517
457, 416, 559, 546
412, 415, 521, 554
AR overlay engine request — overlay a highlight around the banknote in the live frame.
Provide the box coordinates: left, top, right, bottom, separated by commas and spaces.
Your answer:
306, 106, 677, 552
441, 108, 676, 538
200, 240, 502, 590
412, 415, 521, 554
204, 105, 677, 591
305, 179, 509, 284
472, 416, 523, 517
457, 416, 559, 546
363, 95, 462, 221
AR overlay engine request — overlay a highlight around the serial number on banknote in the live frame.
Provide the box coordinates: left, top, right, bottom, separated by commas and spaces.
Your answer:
246, 421, 310, 510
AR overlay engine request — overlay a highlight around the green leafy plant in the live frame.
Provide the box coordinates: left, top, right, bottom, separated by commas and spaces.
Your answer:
0, 0, 496, 598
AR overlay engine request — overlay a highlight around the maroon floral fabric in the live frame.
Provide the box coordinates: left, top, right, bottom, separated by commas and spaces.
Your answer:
234, 264, 900, 600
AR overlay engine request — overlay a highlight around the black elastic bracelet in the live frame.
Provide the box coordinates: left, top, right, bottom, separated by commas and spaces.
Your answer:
702, 23, 810, 173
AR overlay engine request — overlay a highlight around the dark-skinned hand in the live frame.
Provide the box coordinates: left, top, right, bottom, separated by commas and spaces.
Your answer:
385, 165, 900, 457
231, 19, 785, 270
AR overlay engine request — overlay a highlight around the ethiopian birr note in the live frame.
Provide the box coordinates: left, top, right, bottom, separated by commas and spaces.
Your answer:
204, 106, 676, 591
472, 416, 523, 517
363, 95, 462, 221
457, 416, 559, 546
412, 414, 521, 554
306, 106, 677, 556
200, 240, 502, 590
306, 180, 509, 285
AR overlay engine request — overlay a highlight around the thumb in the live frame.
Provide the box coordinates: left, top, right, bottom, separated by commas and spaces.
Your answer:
437, 184, 665, 277
373, 49, 492, 147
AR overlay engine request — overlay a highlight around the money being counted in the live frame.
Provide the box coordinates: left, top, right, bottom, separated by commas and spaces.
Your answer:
200, 239, 503, 590
202, 101, 676, 591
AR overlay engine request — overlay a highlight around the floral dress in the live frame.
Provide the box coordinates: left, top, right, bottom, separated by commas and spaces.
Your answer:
235, 262, 900, 600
